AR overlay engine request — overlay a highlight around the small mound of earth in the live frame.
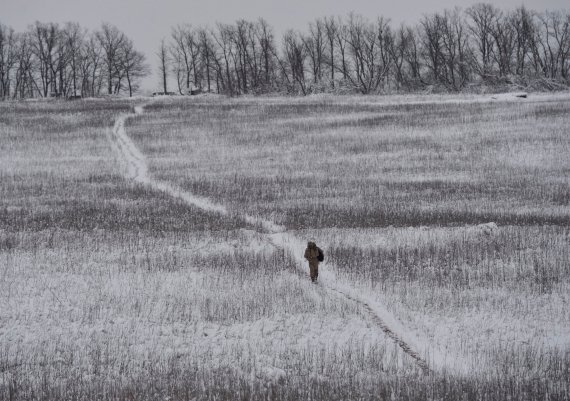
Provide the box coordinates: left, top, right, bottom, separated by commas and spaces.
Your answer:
477, 222, 498, 236
490, 92, 528, 100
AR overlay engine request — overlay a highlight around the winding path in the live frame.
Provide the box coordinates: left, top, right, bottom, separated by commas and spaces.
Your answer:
108, 104, 444, 374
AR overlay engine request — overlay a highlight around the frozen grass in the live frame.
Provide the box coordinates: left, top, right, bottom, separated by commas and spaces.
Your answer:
135, 94, 570, 228
1, 94, 570, 400
302, 225, 570, 376
0, 98, 419, 400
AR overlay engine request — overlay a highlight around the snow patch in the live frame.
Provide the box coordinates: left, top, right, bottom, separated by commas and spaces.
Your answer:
476, 222, 499, 236
107, 104, 467, 375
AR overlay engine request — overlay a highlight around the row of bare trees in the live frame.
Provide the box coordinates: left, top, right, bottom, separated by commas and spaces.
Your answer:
0, 22, 148, 99
163, 4, 570, 95
2, 4, 568, 99
162, 19, 279, 95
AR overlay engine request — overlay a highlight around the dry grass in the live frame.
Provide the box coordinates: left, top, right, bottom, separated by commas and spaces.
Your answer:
135, 95, 570, 228
1, 94, 569, 400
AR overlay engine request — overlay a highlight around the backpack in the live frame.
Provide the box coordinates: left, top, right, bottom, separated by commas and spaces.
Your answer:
317, 247, 324, 262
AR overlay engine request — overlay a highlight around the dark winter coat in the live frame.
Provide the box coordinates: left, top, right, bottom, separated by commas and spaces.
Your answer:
304, 241, 320, 267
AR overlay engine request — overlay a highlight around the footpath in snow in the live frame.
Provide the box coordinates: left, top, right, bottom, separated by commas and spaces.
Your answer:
108, 104, 469, 375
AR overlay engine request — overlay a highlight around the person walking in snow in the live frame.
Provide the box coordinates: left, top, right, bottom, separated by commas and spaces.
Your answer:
304, 241, 324, 283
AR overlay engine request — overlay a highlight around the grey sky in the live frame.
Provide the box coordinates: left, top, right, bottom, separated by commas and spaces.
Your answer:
3, 0, 569, 91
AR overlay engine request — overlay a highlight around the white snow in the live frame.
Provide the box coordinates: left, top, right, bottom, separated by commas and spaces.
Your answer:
107, 104, 456, 374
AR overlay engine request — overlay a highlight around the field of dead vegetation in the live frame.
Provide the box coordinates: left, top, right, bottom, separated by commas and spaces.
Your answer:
1, 93, 569, 400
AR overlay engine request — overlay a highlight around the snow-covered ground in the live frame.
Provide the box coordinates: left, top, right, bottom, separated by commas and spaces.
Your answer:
109, 106, 442, 373
1, 93, 569, 399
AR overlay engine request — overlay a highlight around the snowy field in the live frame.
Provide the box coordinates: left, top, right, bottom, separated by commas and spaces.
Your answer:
1, 93, 569, 400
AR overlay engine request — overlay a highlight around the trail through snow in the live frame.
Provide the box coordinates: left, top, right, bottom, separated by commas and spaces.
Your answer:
108, 105, 466, 375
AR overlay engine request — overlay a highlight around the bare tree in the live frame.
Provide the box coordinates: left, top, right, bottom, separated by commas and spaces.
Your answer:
376, 18, 394, 90
169, 25, 204, 92
534, 11, 570, 80
466, 3, 501, 79
157, 39, 169, 93
174, 26, 202, 89
256, 18, 277, 90
233, 20, 254, 93
282, 30, 308, 94
62, 22, 85, 97
172, 25, 190, 93
120, 38, 148, 97
170, 38, 186, 94
421, 9, 471, 90
30, 22, 60, 97
12, 32, 36, 98
511, 6, 535, 76
198, 29, 215, 92
302, 19, 326, 84
213, 23, 236, 95
0, 23, 17, 99
421, 13, 446, 86
490, 12, 516, 77
81, 34, 103, 97
323, 17, 339, 88
245, 20, 261, 91
96, 23, 126, 95
54, 27, 70, 96
335, 19, 350, 81
189, 35, 203, 88
440, 9, 471, 90
345, 14, 392, 93
552, 11, 570, 80
388, 25, 409, 89
403, 26, 423, 87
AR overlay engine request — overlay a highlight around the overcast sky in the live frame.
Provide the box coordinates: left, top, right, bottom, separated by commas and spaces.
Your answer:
3, 0, 569, 92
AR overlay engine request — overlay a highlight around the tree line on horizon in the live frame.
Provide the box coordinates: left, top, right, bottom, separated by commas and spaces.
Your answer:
0, 22, 148, 99
1, 3, 569, 99
162, 4, 569, 95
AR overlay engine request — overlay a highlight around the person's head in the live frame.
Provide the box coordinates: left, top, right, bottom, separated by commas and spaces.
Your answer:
307, 241, 316, 249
